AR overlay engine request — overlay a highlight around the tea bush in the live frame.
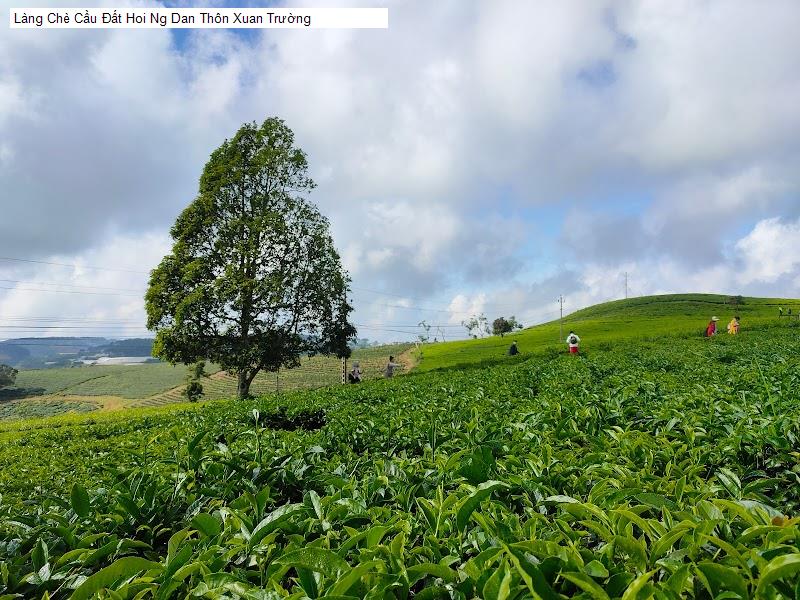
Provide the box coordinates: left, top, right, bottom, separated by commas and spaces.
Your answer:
0, 329, 798, 598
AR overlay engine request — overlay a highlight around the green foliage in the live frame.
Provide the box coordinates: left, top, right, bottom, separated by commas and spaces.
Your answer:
10, 362, 219, 399
0, 363, 17, 388
420, 293, 795, 372
183, 380, 203, 403
462, 313, 490, 339
0, 397, 97, 421
492, 317, 511, 337
145, 117, 356, 398
189, 360, 207, 381
0, 329, 798, 598
183, 361, 206, 402
6, 346, 411, 414
492, 316, 523, 337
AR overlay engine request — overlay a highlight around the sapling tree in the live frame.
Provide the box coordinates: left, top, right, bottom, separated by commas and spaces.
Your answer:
0, 364, 17, 389
462, 314, 490, 339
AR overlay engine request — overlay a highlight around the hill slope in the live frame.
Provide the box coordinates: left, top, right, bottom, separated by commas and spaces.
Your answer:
0, 344, 412, 421
416, 293, 798, 371
0, 323, 798, 598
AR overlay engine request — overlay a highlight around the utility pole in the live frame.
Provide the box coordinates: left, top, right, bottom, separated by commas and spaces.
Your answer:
558, 295, 564, 342
341, 288, 347, 384
624, 272, 628, 299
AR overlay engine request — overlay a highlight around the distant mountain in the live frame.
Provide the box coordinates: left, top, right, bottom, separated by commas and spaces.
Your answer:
0, 337, 154, 369
0, 342, 31, 366
95, 338, 154, 357
0, 337, 109, 358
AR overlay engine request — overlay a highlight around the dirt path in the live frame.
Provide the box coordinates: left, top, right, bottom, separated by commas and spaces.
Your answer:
397, 346, 418, 372
60, 395, 128, 411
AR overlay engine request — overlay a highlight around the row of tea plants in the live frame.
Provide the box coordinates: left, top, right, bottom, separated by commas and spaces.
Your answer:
0, 328, 798, 598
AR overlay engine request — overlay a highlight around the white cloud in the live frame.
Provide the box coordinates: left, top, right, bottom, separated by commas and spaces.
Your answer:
0, 78, 33, 124
0, 233, 170, 339
614, 0, 800, 171
446, 293, 487, 325
646, 167, 788, 228
2, 1, 800, 341
552, 217, 800, 324
736, 217, 800, 284
365, 248, 394, 269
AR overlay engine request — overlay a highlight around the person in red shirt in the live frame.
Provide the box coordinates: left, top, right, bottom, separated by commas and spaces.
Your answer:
705, 316, 719, 337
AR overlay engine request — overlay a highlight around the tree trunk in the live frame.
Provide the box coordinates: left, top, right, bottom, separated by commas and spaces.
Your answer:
237, 369, 260, 399
237, 371, 251, 399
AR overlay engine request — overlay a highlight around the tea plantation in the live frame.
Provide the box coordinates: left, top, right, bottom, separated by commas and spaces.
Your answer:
0, 320, 799, 597
415, 294, 794, 372
0, 345, 412, 420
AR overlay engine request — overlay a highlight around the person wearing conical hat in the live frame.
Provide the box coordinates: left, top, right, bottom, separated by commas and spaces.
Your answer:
706, 316, 719, 337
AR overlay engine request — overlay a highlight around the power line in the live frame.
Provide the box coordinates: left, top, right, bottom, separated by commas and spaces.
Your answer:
0, 278, 529, 317
0, 285, 141, 298
351, 286, 429, 302
0, 325, 150, 330
0, 341, 150, 346
345, 325, 419, 337
0, 317, 143, 324
0, 255, 526, 309
366, 301, 518, 315
0, 309, 561, 332
1, 256, 532, 314
0, 279, 145, 293
0, 256, 150, 274
366, 302, 459, 314
352, 285, 523, 309
354, 322, 463, 328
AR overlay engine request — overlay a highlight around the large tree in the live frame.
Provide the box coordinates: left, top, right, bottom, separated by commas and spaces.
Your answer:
146, 118, 356, 399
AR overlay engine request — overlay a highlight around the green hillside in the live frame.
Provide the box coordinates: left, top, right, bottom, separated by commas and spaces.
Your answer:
9, 362, 210, 399
416, 293, 798, 371
0, 344, 412, 421
128, 343, 412, 409
0, 318, 798, 598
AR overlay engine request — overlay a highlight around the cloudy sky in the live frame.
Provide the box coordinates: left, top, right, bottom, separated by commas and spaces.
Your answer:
2, 0, 800, 343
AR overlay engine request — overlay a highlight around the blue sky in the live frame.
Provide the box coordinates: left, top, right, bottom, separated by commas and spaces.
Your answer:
1, 1, 800, 341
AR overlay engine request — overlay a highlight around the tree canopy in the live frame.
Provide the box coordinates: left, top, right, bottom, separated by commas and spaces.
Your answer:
492, 316, 523, 337
146, 118, 356, 398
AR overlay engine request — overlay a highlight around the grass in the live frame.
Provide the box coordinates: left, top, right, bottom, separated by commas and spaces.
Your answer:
9, 362, 207, 398
415, 293, 795, 372
0, 344, 413, 420
0, 322, 798, 597
0, 397, 97, 421
1, 293, 794, 421
0, 363, 220, 421
128, 343, 412, 409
